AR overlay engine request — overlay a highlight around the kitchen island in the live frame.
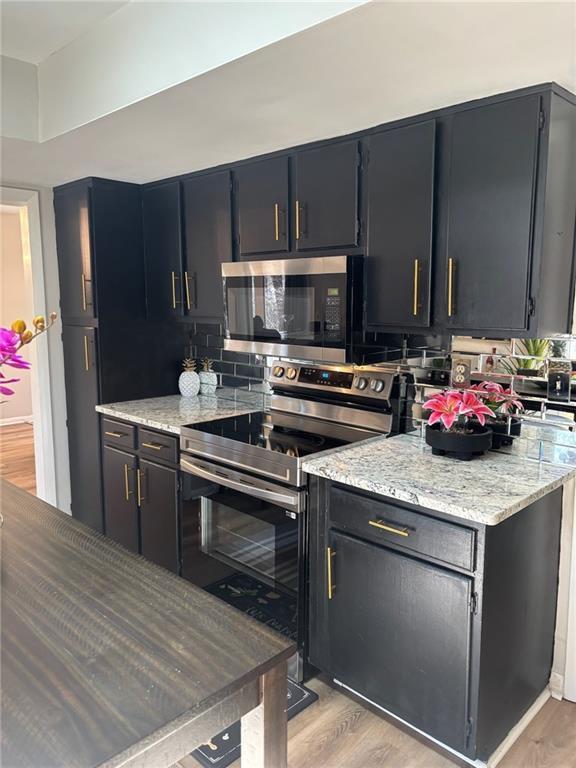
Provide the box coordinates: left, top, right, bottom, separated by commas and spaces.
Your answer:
0, 480, 294, 768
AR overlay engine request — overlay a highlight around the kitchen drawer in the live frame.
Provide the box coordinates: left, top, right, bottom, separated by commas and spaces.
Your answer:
138, 428, 178, 464
101, 418, 136, 450
330, 486, 476, 572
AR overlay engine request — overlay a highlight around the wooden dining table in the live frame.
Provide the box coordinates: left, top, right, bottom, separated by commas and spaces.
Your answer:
0, 480, 295, 768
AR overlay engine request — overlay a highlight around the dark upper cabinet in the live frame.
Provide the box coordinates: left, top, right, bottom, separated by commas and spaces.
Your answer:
142, 182, 184, 320
55, 184, 95, 321
102, 445, 139, 553
236, 157, 289, 256
182, 171, 232, 319
62, 325, 102, 531
326, 530, 472, 753
139, 459, 179, 573
294, 141, 359, 251
443, 95, 540, 332
365, 121, 436, 328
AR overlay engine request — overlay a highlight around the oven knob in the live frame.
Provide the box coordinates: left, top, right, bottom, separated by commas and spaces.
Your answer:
370, 378, 384, 393
286, 367, 298, 380
273, 366, 285, 378
355, 377, 368, 391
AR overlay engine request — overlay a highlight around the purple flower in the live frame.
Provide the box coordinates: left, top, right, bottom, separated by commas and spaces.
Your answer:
0, 328, 20, 356
3, 353, 31, 370
0, 372, 20, 397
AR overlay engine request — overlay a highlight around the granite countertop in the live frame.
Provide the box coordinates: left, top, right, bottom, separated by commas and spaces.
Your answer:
95, 388, 266, 434
302, 432, 576, 526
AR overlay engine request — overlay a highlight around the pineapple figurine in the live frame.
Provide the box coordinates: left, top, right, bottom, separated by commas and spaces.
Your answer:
199, 357, 218, 396
178, 358, 200, 397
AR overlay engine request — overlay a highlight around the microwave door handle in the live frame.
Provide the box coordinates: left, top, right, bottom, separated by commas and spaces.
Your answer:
181, 457, 299, 511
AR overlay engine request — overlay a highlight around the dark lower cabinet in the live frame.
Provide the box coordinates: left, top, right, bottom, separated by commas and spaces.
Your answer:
309, 480, 563, 761
365, 121, 435, 328
139, 459, 179, 573
62, 326, 102, 531
102, 446, 139, 553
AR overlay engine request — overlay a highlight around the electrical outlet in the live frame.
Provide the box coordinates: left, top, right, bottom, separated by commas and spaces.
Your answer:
548, 372, 571, 402
451, 358, 471, 389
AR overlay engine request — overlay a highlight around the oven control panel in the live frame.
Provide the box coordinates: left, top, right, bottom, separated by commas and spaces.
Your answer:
269, 361, 394, 400
298, 367, 354, 388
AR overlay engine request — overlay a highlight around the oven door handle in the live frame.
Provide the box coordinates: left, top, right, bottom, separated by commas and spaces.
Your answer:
181, 457, 302, 513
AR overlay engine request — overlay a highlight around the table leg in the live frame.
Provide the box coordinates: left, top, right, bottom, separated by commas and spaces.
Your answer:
240, 660, 288, 768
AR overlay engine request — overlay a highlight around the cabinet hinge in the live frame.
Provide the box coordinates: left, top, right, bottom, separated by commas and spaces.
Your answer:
470, 592, 479, 615
356, 219, 362, 239
528, 297, 536, 316
539, 110, 546, 130
466, 717, 474, 748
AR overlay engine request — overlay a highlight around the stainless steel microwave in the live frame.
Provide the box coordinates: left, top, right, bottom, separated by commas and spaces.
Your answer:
222, 255, 363, 363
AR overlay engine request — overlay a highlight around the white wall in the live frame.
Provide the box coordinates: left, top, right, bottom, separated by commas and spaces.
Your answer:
0, 55, 38, 141
37, 1, 365, 140
0, 209, 33, 422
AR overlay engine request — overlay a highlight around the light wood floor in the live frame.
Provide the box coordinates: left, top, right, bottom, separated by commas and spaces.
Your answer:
0, 422, 36, 494
179, 678, 576, 768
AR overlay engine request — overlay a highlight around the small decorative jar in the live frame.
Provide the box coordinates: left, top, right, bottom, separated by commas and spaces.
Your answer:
199, 358, 218, 396
178, 358, 200, 397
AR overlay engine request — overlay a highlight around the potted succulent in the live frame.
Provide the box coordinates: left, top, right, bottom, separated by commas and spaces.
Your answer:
178, 358, 200, 397
470, 381, 524, 448
424, 389, 493, 460
199, 357, 218, 395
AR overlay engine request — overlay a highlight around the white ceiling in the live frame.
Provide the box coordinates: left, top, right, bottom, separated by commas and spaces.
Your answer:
1, 1, 575, 188
1, 1, 127, 64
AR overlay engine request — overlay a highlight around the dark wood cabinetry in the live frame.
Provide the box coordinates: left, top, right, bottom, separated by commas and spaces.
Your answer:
294, 141, 360, 251
101, 419, 180, 573
365, 121, 436, 328
142, 182, 184, 320
236, 157, 289, 256
182, 171, 232, 319
309, 480, 562, 761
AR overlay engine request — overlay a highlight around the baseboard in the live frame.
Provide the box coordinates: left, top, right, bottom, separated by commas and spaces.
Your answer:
487, 688, 550, 767
0, 415, 34, 426
549, 671, 564, 701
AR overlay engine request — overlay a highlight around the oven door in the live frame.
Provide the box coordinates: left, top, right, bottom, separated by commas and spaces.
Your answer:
180, 456, 307, 675
222, 255, 351, 363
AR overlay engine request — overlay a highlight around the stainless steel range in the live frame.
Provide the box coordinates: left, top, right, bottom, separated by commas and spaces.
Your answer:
179, 360, 409, 681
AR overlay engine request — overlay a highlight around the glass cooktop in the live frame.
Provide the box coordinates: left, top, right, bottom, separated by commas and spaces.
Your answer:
184, 411, 349, 458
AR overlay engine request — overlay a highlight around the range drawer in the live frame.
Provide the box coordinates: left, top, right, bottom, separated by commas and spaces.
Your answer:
101, 418, 136, 450
138, 428, 178, 464
330, 486, 476, 572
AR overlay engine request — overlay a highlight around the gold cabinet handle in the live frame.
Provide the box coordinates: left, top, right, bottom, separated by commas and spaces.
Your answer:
274, 203, 280, 241
295, 200, 300, 240
81, 273, 87, 311
413, 259, 419, 317
368, 519, 410, 537
137, 469, 145, 505
447, 258, 455, 317
171, 271, 182, 309
141, 442, 163, 451
184, 271, 191, 311
327, 546, 335, 600
123, 464, 134, 501
83, 335, 90, 371
104, 431, 126, 439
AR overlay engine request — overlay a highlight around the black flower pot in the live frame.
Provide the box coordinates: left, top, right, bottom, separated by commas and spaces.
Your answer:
489, 417, 522, 449
425, 423, 493, 461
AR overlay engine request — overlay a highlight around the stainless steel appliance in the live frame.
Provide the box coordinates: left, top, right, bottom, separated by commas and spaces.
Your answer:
222, 255, 363, 363
179, 361, 409, 681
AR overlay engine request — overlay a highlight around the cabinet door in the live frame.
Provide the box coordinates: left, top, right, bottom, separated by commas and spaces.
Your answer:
182, 171, 232, 319
365, 122, 435, 327
294, 141, 359, 251
62, 326, 102, 531
444, 95, 540, 332
55, 183, 95, 321
327, 531, 472, 753
142, 182, 184, 320
236, 157, 289, 256
139, 459, 179, 573
102, 446, 139, 553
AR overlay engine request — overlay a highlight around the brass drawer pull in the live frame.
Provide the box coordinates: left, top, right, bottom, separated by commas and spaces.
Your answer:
184, 271, 191, 311
123, 464, 134, 501
295, 200, 301, 240
104, 431, 126, 439
171, 271, 182, 309
83, 335, 90, 371
368, 520, 410, 537
274, 203, 280, 241
327, 546, 335, 600
413, 259, 419, 316
141, 442, 163, 451
137, 469, 145, 505
81, 273, 87, 311
447, 257, 455, 317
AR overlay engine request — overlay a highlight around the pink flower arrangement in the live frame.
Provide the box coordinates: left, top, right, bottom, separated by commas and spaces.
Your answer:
0, 314, 57, 398
424, 390, 494, 431
469, 381, 524, 417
